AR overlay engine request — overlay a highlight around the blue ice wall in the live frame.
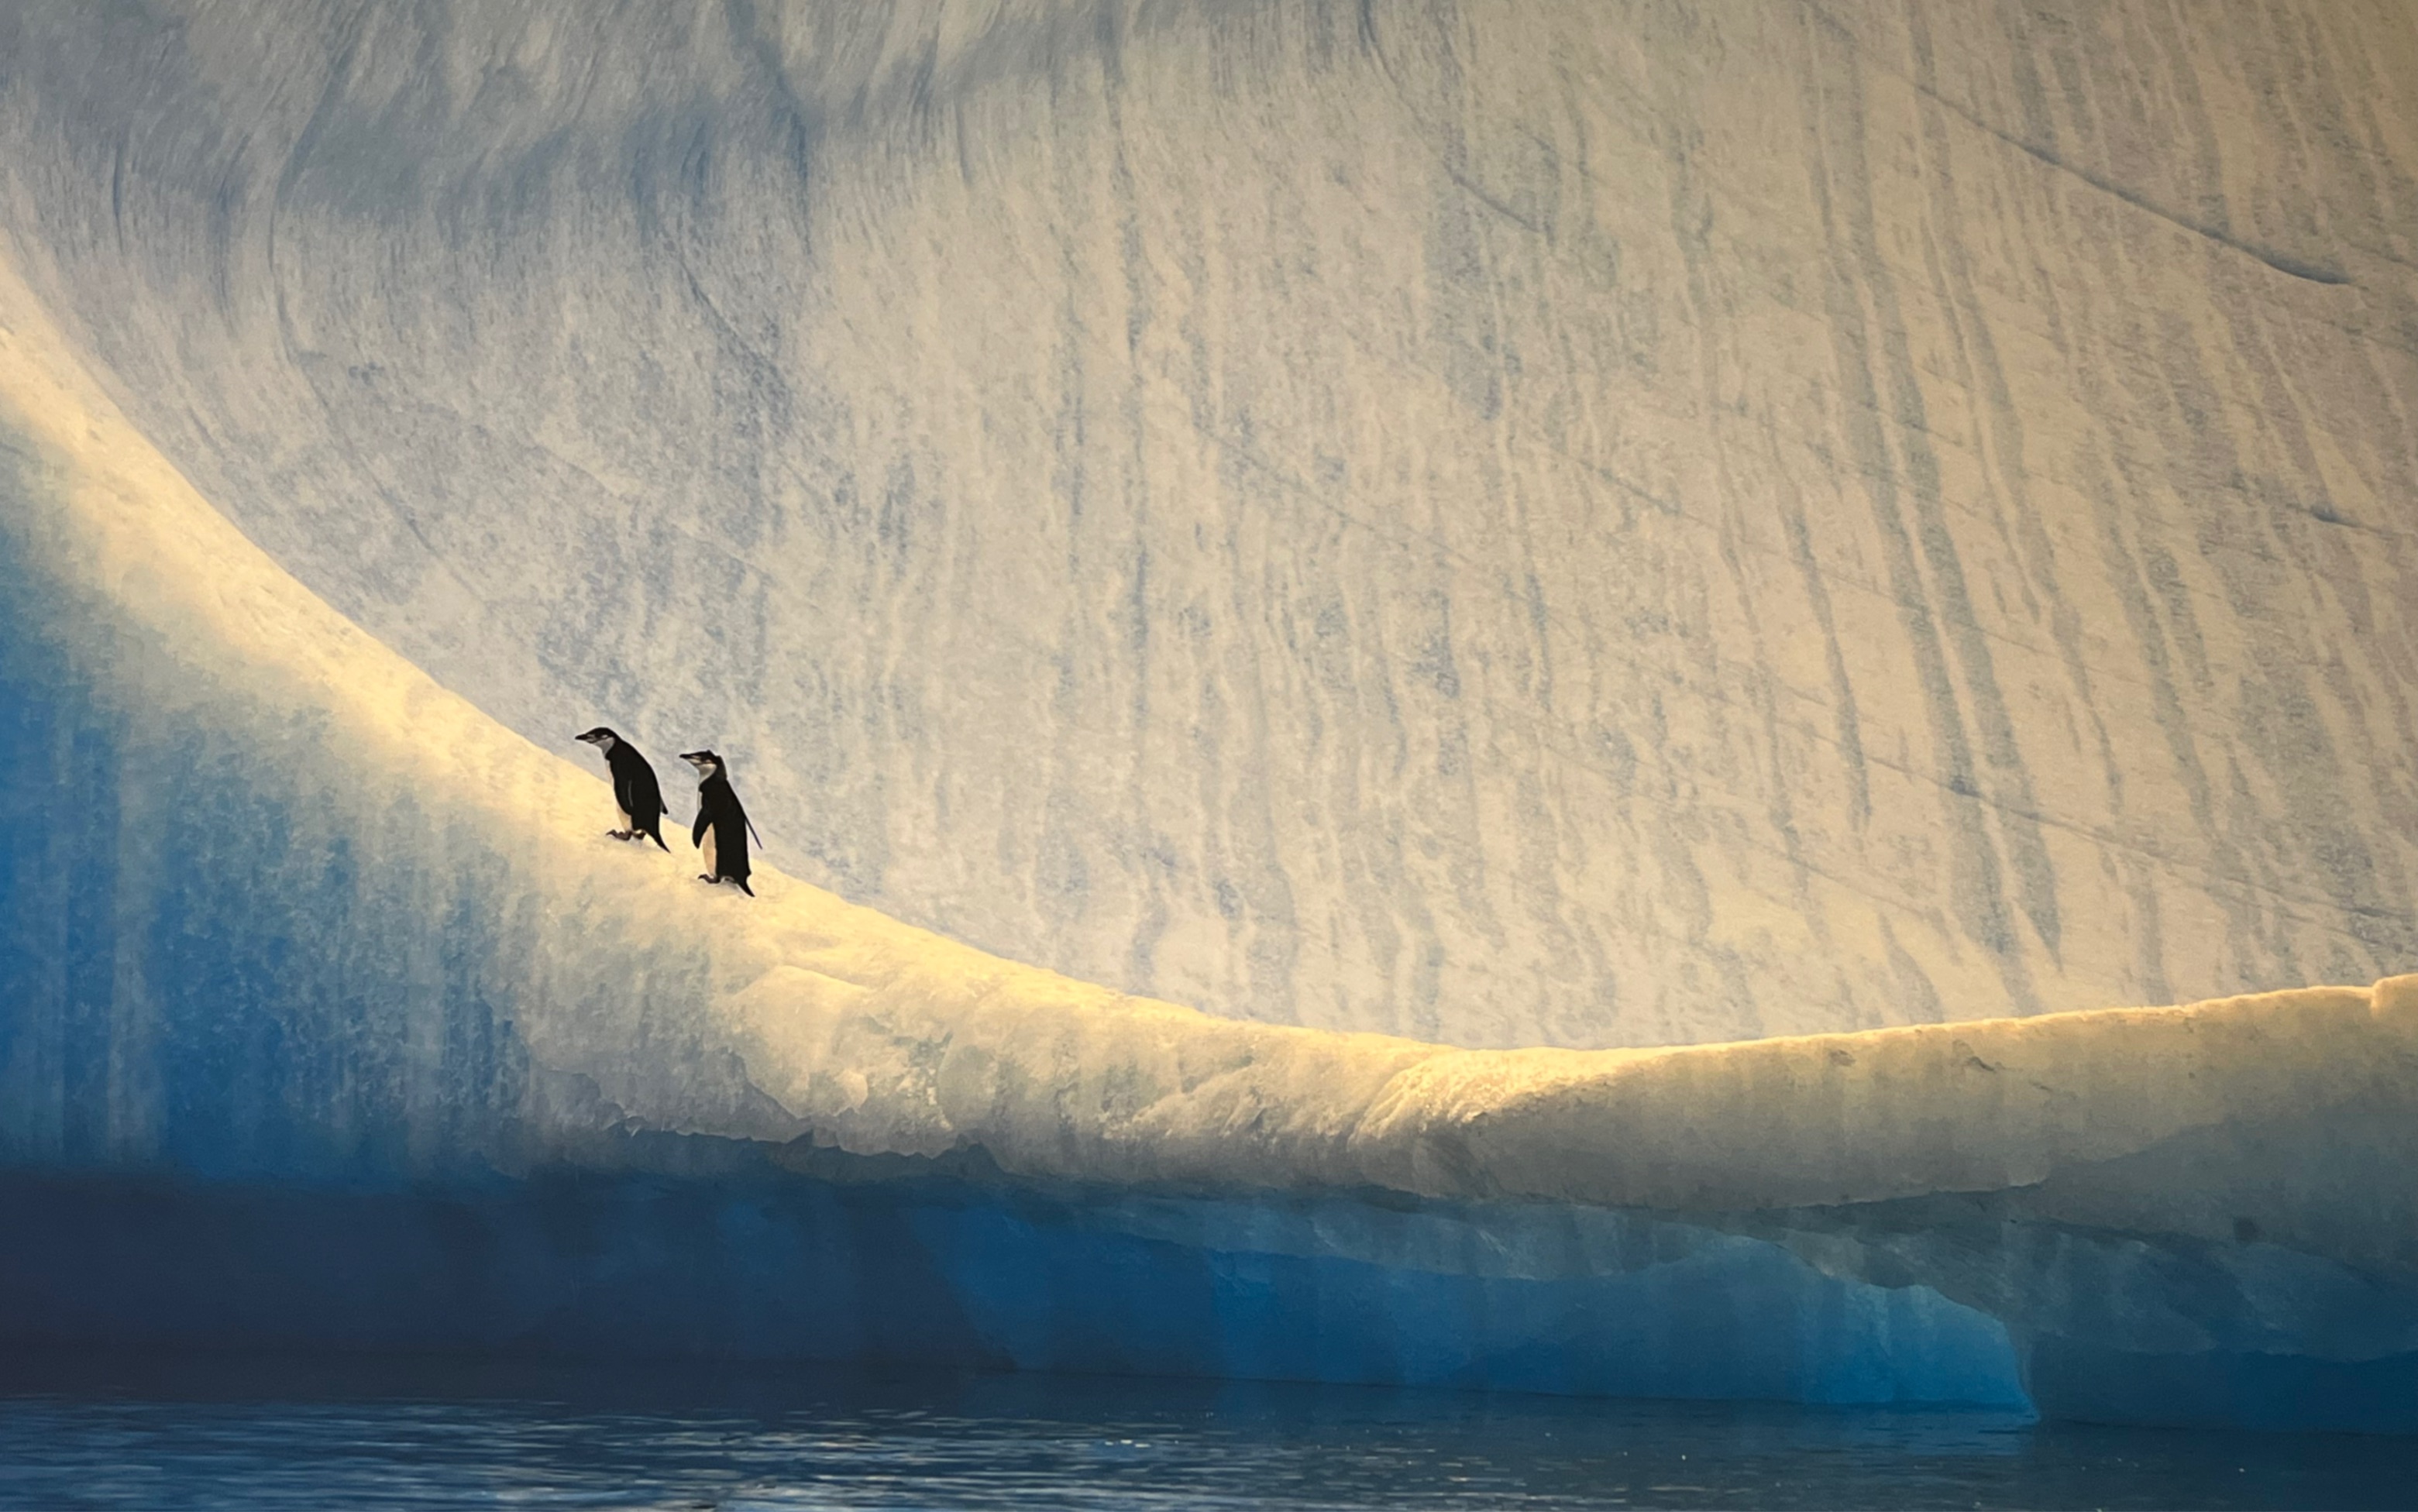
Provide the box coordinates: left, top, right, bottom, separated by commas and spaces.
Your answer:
0, 1156, 2027, 1410
0, 469, 531, 1181
12, 1143, 2418, 1431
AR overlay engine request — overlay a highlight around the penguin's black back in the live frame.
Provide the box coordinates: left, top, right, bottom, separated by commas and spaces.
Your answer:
606, 741, 669, 845
693, 771, 752, 884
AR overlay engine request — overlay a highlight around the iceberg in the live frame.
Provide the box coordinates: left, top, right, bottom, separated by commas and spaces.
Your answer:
2, 0, 2413, 1054
4, 256, 2416, 1433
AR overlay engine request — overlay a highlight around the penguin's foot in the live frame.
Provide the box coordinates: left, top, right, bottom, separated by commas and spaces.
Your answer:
699, 875, 720, 885
607, 829, 632, 840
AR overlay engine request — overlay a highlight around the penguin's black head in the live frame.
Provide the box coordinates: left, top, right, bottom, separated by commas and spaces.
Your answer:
679, 750, 722, 775
576, 727, 619, 746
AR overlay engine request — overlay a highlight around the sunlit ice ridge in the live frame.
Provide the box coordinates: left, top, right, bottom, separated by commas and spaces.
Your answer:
4, 0, 2418, 1435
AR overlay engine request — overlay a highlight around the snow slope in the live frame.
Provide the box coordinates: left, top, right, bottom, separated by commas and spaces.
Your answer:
2, 0, 2413, 1048
5, 250, 2416, 1428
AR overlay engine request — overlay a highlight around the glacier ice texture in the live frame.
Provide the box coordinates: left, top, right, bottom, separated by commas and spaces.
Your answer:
2, 259, 2416, 1432
1, 0, 2413, 1052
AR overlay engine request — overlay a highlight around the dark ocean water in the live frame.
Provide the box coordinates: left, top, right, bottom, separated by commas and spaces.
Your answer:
0, 1354, 2413, 1510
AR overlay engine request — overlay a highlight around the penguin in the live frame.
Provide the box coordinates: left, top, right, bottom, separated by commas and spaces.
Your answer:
680, 749, 759, 895
574, 727, 672, 851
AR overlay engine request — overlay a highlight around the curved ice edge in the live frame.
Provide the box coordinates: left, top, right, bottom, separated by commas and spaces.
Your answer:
3, 248, 2413, 1224
5, 236, 2418, 1431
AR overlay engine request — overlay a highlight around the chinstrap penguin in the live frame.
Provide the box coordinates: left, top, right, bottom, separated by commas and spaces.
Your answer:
681, 749, 758, 895
575, 727, 672, 851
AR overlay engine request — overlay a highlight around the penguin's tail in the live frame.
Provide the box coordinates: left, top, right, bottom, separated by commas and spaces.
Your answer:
736, 878, 755, 897
646, 826, 670, 853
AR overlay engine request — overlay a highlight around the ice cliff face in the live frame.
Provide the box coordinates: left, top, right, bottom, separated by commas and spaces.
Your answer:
2, 0, 2412, 1049
4, 253, 2416, 1427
